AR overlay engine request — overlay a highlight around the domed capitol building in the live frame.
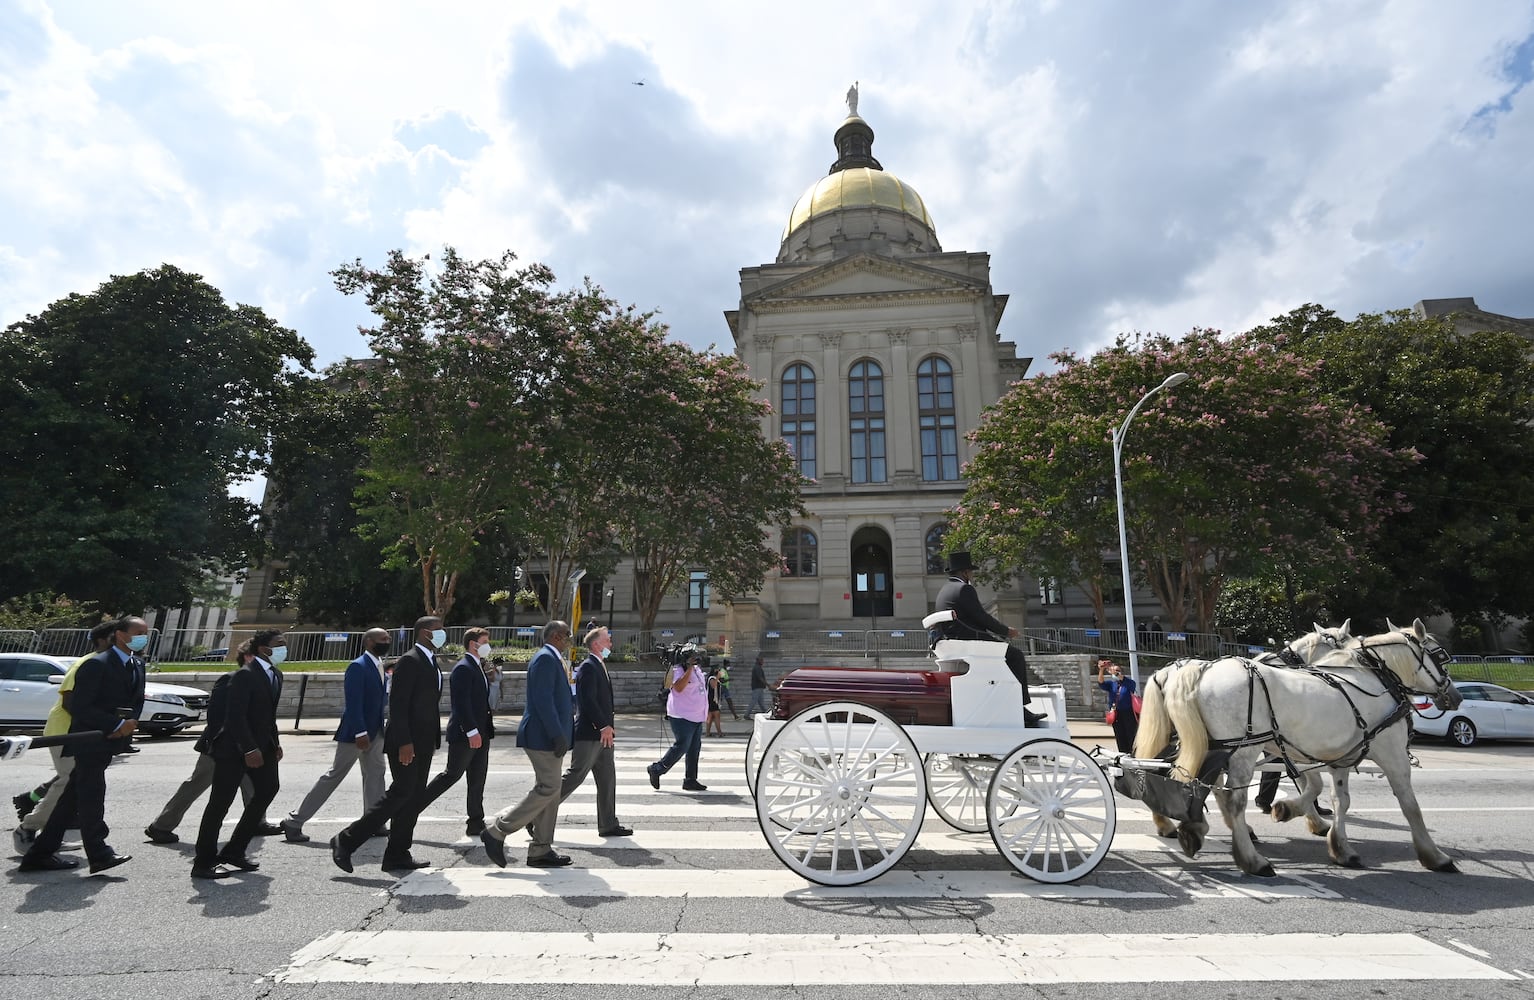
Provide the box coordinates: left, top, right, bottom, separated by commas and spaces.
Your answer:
709, 86, 1032, 648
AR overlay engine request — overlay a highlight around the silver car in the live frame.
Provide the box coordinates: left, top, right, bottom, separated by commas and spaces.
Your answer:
0, 652, 208, 736
1412, 680, 1534, 747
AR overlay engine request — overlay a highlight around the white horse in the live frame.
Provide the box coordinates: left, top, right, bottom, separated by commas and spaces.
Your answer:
1133, 623, 1349, 845
1149, 619, 1459, 877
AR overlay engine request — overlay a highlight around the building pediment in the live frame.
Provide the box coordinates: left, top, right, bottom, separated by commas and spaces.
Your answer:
744, 253, 984, 311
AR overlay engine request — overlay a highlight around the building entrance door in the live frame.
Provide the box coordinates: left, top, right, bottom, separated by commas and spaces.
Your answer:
850, 527, 894, 619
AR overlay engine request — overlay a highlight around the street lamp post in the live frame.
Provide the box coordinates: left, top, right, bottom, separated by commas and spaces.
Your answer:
606, 587, 615, 633
1114, 372, 1190, 686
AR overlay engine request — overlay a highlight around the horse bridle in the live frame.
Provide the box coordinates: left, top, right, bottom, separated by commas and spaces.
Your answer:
1354, 631, 1455, 702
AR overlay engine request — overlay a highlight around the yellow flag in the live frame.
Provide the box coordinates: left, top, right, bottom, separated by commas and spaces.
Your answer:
569, 585, 582, 671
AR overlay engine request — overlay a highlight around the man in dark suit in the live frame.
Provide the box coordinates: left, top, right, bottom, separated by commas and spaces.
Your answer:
19, 616, 147, 874
933, 552, 1045, 727
331, 615, 445, 873
480, 620, 575, 868
417, 626, 496, 836
279, 627, 391, 843
553, 626, 632, 837
191, 629, 285, 878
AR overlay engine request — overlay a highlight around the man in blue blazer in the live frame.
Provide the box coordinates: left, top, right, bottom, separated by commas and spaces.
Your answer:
480, 620, 574, 868
279, 627, 391, 843
417, 626, 497, 836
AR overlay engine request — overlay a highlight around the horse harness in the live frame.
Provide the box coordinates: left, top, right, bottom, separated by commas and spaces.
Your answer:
1203, 633, 1451, 773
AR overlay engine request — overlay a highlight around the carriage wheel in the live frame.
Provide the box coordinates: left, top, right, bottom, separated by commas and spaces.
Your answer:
987, 738, 1116, 883
745, 724, 763, 793
924, 753, 1000, 833
754, 701, 926, 886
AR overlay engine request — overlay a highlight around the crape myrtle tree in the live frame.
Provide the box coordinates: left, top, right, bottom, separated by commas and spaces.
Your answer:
1249, 305, 1534, 630
334, 248, 560, 621
612, 340, 804, 641
0, 265, 313, 611
949, 329, 1412, 632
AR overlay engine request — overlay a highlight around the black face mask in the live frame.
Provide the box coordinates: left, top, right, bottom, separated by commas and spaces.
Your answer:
369, 643, 390, 657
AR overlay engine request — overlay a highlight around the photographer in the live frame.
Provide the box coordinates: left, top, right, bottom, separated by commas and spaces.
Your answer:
645, 647, 709, 791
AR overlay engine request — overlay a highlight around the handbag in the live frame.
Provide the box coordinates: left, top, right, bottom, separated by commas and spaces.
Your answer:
1132, 694, 1143, 716
1105, 707, 1117, 726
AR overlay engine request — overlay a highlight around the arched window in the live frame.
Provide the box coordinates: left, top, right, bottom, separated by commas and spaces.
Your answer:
924, 523, 950, 575
782, 527, 818, 577
848, 360, 886, 484
918, 355, 959, 481
781, 363, 816, 479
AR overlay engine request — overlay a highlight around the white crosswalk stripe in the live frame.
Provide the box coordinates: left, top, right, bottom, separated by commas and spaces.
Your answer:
270, 738, 1511, 986
279, 932, 1512, 985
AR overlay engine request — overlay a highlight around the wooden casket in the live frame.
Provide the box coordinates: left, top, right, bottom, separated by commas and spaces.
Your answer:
771, 666, 954, 726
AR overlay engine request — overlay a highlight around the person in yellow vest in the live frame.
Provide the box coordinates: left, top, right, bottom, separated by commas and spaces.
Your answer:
11, 621, 116, 855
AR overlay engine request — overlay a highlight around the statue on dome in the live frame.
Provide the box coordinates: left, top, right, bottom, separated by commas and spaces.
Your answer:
846, 81, 859, 117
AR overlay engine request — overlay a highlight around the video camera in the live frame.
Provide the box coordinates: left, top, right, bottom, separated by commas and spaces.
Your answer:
654, 639, 709, 669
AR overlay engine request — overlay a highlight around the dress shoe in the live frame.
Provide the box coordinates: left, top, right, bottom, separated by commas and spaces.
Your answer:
682, 780, 708, 792
18, 853, 78, 872
526, 852, 573, 868
144, 826, 178, 844
279, 819, 309, 843
598, 826, 634, 838
13, 826, 37, 854
122, 745, 140, 754
381, 854, 430, 871
218, 854, 260, 871
1024, 710, 1048, 728
1253, 797, 1274, 811
465, 819, 485, 837
88, 853, 131, 875
1315, 804, 1334, 818
368, 826, 391, 839
254, 821, 283, 837
647, 766, 661, 790
12, 791, 34, 821
191, 863, 235, 879
329, 835, 353, 874
480, 829, 507, 868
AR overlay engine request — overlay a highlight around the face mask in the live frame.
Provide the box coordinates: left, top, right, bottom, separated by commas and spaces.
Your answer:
370, 643, 390, 657
430, 629, 448, 649
125, 634, 149, 653
599, 646, 611, 660
269, 647, 289, 666
475, 642, 491, 659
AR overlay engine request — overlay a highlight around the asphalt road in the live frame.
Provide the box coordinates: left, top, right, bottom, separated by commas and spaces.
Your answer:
1, 719, 1532, 999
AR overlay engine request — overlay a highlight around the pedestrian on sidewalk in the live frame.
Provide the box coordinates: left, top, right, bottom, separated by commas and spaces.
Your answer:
479, 620, 575, 869
1096, 658, 1139, 754
647, 651, 708, 791
20, 616, 147, 875
552, 626, 632, 837
330, 616, 447, 874
705, 665, 725, 737
717, 659, 739, 719
144, 641, 267, 845
748, 654, 771, 718
190, 629, 286, 879
416, 627, 496, 836
277, 627, 390, 843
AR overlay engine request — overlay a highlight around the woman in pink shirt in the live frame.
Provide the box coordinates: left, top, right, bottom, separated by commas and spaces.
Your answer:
646, 652, 709, 791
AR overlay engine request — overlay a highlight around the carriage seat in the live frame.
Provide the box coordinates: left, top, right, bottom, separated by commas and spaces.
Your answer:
921, 611, 1008, 674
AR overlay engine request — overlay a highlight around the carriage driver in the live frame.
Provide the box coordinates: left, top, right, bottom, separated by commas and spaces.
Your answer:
933, 552, 1047, 728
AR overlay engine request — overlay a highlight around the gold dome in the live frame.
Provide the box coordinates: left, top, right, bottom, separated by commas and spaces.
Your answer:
782, 166, 935, 243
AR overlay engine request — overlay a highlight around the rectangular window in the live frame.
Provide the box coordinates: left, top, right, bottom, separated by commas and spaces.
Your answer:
688, 571, 710, 611
850, 418, 886, 484
1039, 578, 1063, 605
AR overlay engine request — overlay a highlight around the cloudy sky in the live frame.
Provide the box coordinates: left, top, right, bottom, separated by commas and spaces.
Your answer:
4, 0, 1533, 380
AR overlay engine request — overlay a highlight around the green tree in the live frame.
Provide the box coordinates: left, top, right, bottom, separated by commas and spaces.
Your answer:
334, 248, 561, 620
0, 265, 314, 610
950, 330, 1411, 631
264, 365, 422, 626
1249, 305, 1534, 626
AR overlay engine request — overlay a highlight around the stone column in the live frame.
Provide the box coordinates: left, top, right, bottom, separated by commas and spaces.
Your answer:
886, 327, 914, 479
818, 331, 844, 486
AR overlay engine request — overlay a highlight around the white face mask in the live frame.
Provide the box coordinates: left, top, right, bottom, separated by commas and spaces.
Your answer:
475, 641, 491, 659
430, 629, 448, 649
269, 647, 289, 667
599, 646, 611, 660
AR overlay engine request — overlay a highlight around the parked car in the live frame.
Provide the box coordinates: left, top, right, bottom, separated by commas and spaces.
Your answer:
189, 648, 229, 662
1412, 680, 1534, 747
0, 653, 209, 736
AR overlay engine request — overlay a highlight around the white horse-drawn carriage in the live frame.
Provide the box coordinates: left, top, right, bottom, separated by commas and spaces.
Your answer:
746, 614, 1463, 887
746, 610, 1118, 886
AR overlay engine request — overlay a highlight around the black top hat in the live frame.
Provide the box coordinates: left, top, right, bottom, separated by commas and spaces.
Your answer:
946, 551, 976, 574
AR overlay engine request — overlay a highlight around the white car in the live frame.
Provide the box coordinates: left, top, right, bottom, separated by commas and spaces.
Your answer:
0, 653, 209, 736
1412, 680, 1534, 747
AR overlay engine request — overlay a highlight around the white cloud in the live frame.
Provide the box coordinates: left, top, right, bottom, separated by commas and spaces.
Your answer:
1, 0, 1531, 376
